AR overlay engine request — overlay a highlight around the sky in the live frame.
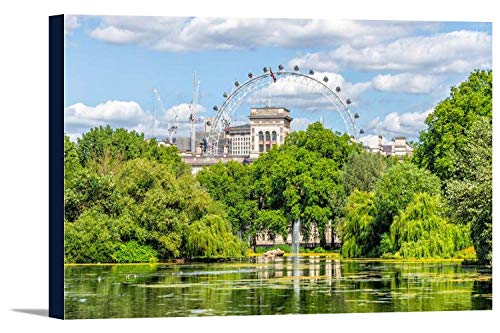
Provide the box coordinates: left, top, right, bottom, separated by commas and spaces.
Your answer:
63, 16, 492, 147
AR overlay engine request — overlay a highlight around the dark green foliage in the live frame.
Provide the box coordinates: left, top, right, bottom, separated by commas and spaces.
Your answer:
413, 70, 492, 181
383, 193, 471, 259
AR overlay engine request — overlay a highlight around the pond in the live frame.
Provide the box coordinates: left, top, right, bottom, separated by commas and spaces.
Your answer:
64, 256, 492, 319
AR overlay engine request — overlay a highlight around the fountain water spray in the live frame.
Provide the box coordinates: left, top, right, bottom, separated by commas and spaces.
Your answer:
292, 218, 301, 257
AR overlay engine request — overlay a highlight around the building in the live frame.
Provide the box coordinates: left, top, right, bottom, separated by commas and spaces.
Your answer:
248, 107, 292, 158
224, 124, 251, 156
364, 135, 413, 159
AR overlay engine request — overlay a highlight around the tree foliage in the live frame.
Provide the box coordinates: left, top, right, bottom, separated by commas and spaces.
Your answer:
340, 190, 378, 258
64, 127, 244, 263
252, 123, 353, 247
446, 117, 492, 265
381, 193, 471, 259
413, 69, 492, 181
375, 162, 441, 234
341, 151, 392, 196
196, 161, 256, 239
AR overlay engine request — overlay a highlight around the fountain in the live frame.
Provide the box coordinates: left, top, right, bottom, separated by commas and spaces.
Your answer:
292, 218, 301, 256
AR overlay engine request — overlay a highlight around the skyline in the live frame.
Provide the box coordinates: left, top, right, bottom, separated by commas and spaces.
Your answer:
64, 16, 492, 147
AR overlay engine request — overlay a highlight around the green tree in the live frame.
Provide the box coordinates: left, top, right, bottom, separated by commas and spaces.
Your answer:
64, 135, 82, 185
375, 162, 441, 232
64, 210, 121, 263
64, 168, 121, 222
252, 123, 350, 247
76, 125, 189, 176
446, 117, 492, 265
340, 190, 378, 258
185, 214, 245, 259
382, 193, 471, 259
341, 151, 392, 196
196, 161, 257, 240
413, 70, 492, 181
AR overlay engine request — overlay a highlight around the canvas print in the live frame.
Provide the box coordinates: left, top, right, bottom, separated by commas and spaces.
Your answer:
57, 15, 492, 319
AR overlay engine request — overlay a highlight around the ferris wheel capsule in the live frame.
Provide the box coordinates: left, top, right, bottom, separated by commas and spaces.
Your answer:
346, 99, 352, 105
263, 67, 268, 73
223, 92, 228, 98
213, 106, 218, 111
248, 72, 253, 79
309, 69, 315, 75
294, 65, 300, 72
278, 64, 284, 71
323, 76, 329, 83
336, 86, 341, 92
234, 81, 240, 87
360, 129, 365, 134
354, 113, 359, 119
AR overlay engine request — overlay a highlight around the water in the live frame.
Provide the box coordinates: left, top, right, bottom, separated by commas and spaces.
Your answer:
64, 257, 492, 319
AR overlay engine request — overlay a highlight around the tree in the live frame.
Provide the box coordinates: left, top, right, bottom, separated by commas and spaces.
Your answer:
64, 134, 244, 263
252, 123, 350, 247
340, 190, 378, 258
286, 121, 363, 165
76, 125, 189, 177
185, 215, 245, 259
413, 70, 492, 181
446, 117, 492, 265
341, 151, 392, 196
381, 193, 471, 259
64, 135, 82, 185
196, 161, 257, 240
374, 162, 441, 251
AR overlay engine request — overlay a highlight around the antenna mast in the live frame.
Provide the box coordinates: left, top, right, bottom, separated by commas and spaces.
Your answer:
190, 72, 200, 154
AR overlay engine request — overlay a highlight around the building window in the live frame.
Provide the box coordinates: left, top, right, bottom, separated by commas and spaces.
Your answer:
259, 144, 264, 152
272, 131, 277, 143
259, 131, 264, 142
266, 144, 271, 151
265, 131, 270, 142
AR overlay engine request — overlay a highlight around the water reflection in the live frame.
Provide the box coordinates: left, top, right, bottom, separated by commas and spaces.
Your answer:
64, 257, 492, 319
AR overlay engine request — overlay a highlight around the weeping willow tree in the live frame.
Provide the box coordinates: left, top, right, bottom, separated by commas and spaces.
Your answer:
184, 215, 245, 259
381, 193, 472, 259
340, 190, 378, 258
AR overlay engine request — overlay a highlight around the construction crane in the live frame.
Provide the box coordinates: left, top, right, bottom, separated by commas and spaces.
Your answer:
153, 88, 178, 144
189, 72, 200, 154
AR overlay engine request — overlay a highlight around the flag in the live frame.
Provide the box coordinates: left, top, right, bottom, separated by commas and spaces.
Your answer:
269, 68, 276, 83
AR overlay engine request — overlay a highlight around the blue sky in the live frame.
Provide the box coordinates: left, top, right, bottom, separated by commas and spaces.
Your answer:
64, 16, 492, 147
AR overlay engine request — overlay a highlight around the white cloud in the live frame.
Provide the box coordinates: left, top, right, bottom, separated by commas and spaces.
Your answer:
64, 15, 80, 35
371, 73, 443, 94
64, 100, 206, 140
90, 26, 142, 44
290, 118, 312, 132
359, 134, 392, 148
363, 108, 433, 138
86, 16, 437, 51
290, 30, 491, 74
